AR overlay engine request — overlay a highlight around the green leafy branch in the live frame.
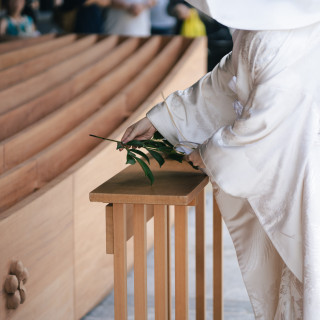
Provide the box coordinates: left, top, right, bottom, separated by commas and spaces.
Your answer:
89, 132, 198, 185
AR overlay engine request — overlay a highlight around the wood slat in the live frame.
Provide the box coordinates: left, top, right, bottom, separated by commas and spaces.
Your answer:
0, 35, 117, 114
124, 36, 185, 112
0, 37, 159, 168
0, 37, 138, 141
0, 161, 37, 213
196, 189, 206, 320
0, 34, 77, 70
213, 195, 223, 320
106, 204, 114, 253
0, 34, 55, 54
0, 35, 97, 90
113, 203, 128, 320
106, 204, 153, 254
154, 205, 168, 320
167, 205, 172, 320
175, 205, 189, 320
0, 37, 162, 172
134, 204, 148, 320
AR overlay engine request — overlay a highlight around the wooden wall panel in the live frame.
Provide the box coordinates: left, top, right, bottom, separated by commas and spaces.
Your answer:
0, 177, 74, 320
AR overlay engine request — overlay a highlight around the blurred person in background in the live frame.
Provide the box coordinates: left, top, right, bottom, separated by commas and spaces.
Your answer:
150, 0, 176, 35
104, 0, 156, 36
22, 0, 39, 25
168, 0, 232, 71
0, 0, 39, 36
54, 0, 110, 33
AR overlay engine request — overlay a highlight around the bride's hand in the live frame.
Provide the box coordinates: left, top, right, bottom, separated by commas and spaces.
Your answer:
121, 117, 157, 144
185, 148, 205, 169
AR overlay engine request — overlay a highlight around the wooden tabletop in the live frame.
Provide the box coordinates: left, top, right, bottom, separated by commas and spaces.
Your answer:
89, 158, 209, 205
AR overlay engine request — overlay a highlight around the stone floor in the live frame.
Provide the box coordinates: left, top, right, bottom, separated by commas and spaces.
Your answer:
82, 187, 255, 320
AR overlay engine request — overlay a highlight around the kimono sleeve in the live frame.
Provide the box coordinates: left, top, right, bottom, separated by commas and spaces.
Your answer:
146, 52, 237, 149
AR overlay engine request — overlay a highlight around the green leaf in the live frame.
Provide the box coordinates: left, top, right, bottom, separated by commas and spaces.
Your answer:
117, 142, 123, 150
132, 156, 154, 185
129, 149, 150, 164
126, 154, 136, 165
126, 140, 145, 147
163, 139, 174, 148
188, 161, 199, 170
167, 153, 184, 163
143, 140, 167, 149
147, 149, 165, 167
153, 131, 164, 140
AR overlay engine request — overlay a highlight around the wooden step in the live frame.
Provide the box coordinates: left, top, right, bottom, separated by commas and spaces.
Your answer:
0, 37, 161, 171
0, 35, 96, 90
0, 34, 76, 70
0, 33, 56, 54
0, 35, 120, 114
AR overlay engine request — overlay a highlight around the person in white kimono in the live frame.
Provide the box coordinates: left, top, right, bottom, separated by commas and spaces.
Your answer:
121, 0, 320, 318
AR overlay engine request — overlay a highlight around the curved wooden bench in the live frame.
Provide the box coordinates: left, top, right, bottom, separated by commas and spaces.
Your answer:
0, 33, 55, 54
0, 35, 96, 90
0, 36, 139, 141
0, 37, 163, 171
0, 35, 122, 115
0, 37, 193, 213
0, 34, 77, 70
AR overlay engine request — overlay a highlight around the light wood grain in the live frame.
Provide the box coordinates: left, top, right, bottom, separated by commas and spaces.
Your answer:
0, 34, 76, 70
0, 37, 137, 141
134, 204, 147, 320
90, 159, 208, 206
0, 35, 96, 90
0, 35, 117, 114
106, 204, 114, 253
0, 34, 55, 54
0, 177, 74, 320
106, 204, 154, 254
213, 195, 223, 320
196, 189, 206, 320
167, 205, 172, 320
175, 205, 189, 320
154, 205, 168, 320
113, 203, 127, 320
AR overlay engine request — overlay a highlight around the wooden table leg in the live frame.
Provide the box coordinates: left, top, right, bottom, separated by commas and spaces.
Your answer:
154, 205, 168, 320
175, 205, 188, 320
167, 205, 172, 320
213, 196, 223, 320
113, 203, 127, 320
196, 190, 206, 320
134, 204, 147, 320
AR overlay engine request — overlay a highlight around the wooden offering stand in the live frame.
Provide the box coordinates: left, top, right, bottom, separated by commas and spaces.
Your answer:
90, 159, 223, 320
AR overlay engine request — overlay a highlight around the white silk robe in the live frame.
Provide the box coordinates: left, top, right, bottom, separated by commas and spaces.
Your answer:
147, 23, 320, 319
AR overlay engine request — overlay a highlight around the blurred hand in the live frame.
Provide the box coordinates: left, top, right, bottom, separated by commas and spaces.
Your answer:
185, 148, 205, 168
121, 117, 156, 144
128, 3, 145, 16
174, 4, 191, 20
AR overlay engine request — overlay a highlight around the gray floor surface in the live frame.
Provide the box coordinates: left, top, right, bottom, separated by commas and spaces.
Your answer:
82, 187, 255, 319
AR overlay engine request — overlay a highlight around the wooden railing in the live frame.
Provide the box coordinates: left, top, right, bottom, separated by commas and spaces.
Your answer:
90, 159, 223, 319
